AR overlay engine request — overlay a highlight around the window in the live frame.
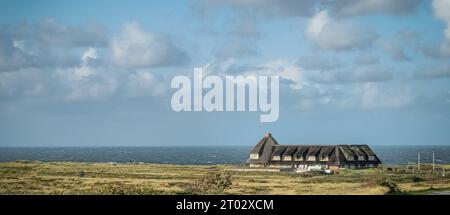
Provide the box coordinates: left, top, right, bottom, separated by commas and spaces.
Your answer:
347, 156, 354, 161
272, 156, 281, 161
358, 156, 365, 161
250, 154, 259, 159
283, 156, 292, 161
295, 156, 303, 161
307, 156, 316, 161
368, 156, 375, 161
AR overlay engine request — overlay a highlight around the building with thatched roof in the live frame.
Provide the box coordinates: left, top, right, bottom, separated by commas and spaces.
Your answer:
247, 133, 381, 170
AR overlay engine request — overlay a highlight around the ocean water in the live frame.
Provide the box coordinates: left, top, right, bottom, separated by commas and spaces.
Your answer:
0, 145, 449, 165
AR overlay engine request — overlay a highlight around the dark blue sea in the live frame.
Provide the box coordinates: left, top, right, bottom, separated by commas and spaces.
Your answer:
0, 146, 449, 165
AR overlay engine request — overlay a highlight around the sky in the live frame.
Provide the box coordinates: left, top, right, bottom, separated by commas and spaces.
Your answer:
0, 0, 450, 146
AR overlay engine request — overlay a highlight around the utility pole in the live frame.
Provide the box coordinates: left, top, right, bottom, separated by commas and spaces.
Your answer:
417, 152, 421, 172
432, 152, 435, 173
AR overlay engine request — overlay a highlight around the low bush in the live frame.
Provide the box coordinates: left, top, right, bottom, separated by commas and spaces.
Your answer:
380, 180, 402, 195
412, 176, 425, 183
183, 172, 233, 194
94, 184, 164, 195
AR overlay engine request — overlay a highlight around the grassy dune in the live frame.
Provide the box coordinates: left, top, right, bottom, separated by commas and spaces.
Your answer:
0, 161, 449, 195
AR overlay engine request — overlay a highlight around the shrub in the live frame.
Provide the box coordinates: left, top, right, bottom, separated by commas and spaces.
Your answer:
94, 184, 163, 195
15, 160, 33, 164
298, 171, 325, 178
412, 176, 424, 183
183, 172, 233, 194
380, 180, 402, 195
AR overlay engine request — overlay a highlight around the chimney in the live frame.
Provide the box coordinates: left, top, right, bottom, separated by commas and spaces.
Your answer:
265, 133, 272, 137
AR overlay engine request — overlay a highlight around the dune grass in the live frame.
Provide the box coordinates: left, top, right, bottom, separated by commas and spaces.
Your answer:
0, 161, 449, 195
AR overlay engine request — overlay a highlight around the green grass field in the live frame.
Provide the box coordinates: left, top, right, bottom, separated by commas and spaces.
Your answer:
0, 161, 449, 195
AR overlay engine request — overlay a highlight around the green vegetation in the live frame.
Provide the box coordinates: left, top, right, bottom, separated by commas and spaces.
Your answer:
380, 180, 402, 194
182, 172, 233, 194
0, 161, 449, 195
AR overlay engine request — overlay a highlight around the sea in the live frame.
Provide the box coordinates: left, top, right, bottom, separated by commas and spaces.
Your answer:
0, 145, 449, 165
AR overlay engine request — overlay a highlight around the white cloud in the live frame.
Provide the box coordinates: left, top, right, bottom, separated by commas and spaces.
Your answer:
359, 83, 413, 109
424, 0, 450, 58
0, 20, 190, 103
81, 47, 98, 66
58, 48, 97, 82
111, 23, 186, 68
306, 10, 378, 50
0, 69, 45, 98
308, 67, 393, 84
433, 0, 450, 41
55, 69, 118, 101
214, 59, 405, 110
125, 71, 166, 97
290, 82, 415, 111
380, 40, 410, 61
0, 20, 108, 71
207, 0, 422, 18
335, 0, 423, 16
200, 59, 307, 90
207, 0, 316, 17
262, 60, 305, 90
54, 48, 118, 101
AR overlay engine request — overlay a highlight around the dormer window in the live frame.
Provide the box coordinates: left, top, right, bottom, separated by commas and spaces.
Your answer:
368, 156, 375, 161
295, 156, 303, 161
272, 155, 281, 161
347, 156, 354, 161
320, 156, 329, 161
250, 154, 259, 159
358, 156, 365, 161
307, 156, 316, 161
283, 156, 292, 161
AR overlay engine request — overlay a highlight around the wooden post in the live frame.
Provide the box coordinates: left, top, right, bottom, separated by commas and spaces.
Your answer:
417, 152, 420, 172
432, 152, 435, 173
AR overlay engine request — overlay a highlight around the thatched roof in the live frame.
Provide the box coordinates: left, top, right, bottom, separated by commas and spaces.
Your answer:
339, 145, 356, 158
248, 133, 279, 164
319, 146, 335, 157
282, 147, 297, 157
272, 146, 287, 156
294, 147, 309, 158
248, 134, 382, 166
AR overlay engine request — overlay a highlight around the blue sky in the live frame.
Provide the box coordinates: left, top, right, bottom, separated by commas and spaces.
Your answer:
1, 0, 450, 146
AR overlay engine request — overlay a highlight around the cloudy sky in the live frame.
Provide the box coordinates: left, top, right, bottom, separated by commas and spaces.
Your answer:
1, 0, 450, 146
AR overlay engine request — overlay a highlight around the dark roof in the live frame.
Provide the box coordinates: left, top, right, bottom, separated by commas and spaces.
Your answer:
282, 146, 297, 157
360, 145, 377, 156
248, 134, 382, 165
248, 133, 279, 164
349, 145, 366, 157
306, 147, 321, 157
339, 145, 356, 158
328, 146, 342, 165
272, 146, 287, 156
294, 147, 309, 158
319, 146, 335, 157
250, 133, 278, 154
